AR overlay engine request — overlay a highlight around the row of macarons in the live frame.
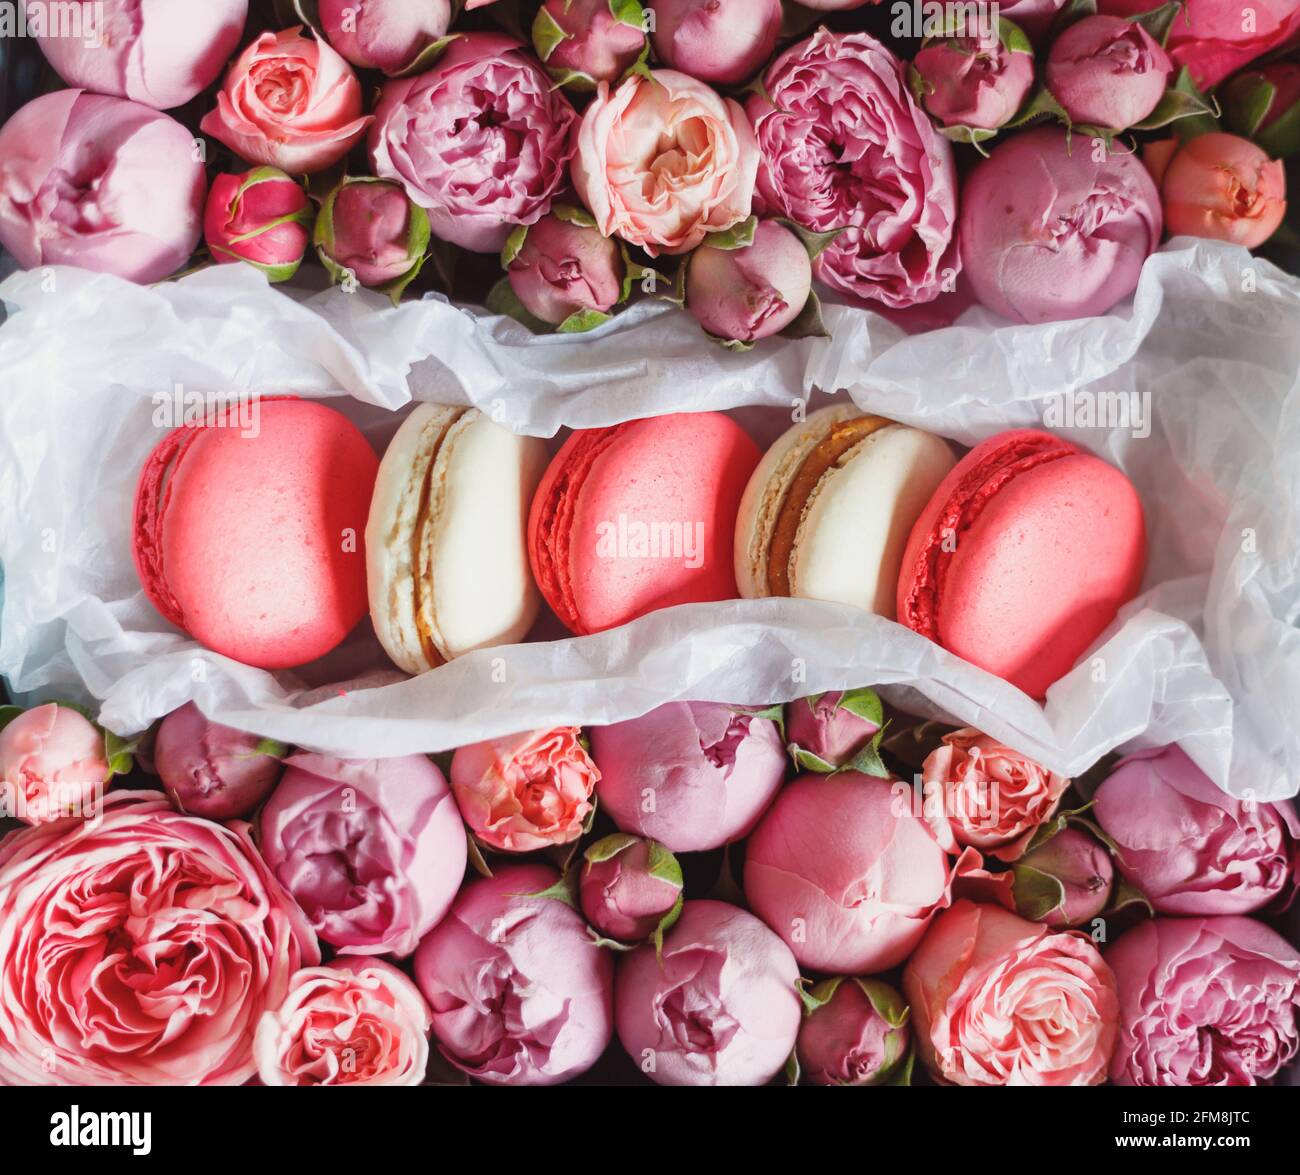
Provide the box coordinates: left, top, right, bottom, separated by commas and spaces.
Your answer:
133, 399, 1146, 698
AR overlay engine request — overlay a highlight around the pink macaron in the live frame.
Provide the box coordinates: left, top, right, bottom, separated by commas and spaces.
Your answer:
896, 429, 1146, 698
528, 413, 761, 635
132, 397, 379, 669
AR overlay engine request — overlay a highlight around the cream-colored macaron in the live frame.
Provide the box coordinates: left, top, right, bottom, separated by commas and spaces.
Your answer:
734, 404, 957, 618
366, 404, 548, 673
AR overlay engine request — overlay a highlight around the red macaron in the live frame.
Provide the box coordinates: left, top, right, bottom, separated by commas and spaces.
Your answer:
896, 429, 1146, 699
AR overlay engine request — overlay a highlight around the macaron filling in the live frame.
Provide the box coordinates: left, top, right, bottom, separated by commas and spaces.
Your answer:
410, 410, 465, 667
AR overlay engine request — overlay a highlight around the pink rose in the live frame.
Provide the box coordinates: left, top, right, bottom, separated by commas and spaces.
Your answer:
532, 0, 647, 88
796, 977, 911, 1086
784, 688, 883, 770
1012, 826, 1114, 927
200, 28, 371, 175
1161, 132, 1287, 249
1000, 0, 1069, 42
649, 0, 783, 87
30, 0, 249, 110
912, 31, 1035, 130
0, 703, 108, 826
506, 210, 626, 326
0, 791, 317, 1085
254, 958, 431, 1086
1094, 745, 1299, 915
258, 752, 467, 957
450, 727, 598, 853
904, 900, 1118, 1086
315, 176, 430, 288
922, 728, 1070, 861
0, 90, 205, 283
204, 167, 313, 282
748, 29, 959, 309
370, 34, 577, 252
319, 0, 453, 74
579, 834, 684, 945
1107, 916, 1300, 1086
414, 864, 613, 1085
1047, 15, 1172, 132
573, 69, 758, 256
614, 900, 800, 1086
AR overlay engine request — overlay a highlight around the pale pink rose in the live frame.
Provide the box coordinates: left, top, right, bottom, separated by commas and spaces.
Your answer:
615, 900, 801, 1086
319, 0, 452, 74
904, 900, 1118, 1086
748, 29, 960, 309
572, 69, 758, 257
1108, 916, 1300, 1086
258, 753, 467, 957
0, 703, 108, 826
1161, 132, 1287, 250
200, 28, 371, 174
29, 0, 249, 110
0, 90, 205, 282
0, 791, 317, 1085
922, 728, 1070, 861
203, 167, 312, 283
912, 33, 1035, 130
254, 958, 431, 1086
414, 864, 613, 1085
369, 33, 577, 252
451, 727, 598, 853
1047, 15, 1172, 132
796, 977, 911, 1086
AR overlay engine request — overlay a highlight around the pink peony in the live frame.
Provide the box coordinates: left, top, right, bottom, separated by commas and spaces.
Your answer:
912, 32, 1035, 130
0, 703, 108, 826
796, 977, 911, 1086
649, 0, 783, 87
319, 0, 453, 74
204, 167, 312, 282
579, 834, 684, 945
1046, 14, 1172, 132
1160, 132, 1287, 249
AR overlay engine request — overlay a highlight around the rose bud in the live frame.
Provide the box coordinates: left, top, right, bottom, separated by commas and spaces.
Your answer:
590, 701, 786, 853
785, 688, 882, 771
315, 177, 430, 292
685, 219, 812, 344
1094, 745, 1298, 916
615, 900, 800, 1086
201, 28, 372, 175
1012, 826, 1114, 927
904, 901, 1118, 1085
745, 772, 960, 973
579, 834, 684, 945
1046, 15, 1172, 131
0, 703, 109, 825
506, 210, 626, 326
415, 864, 613, 1085
912, 28, 1035, 130
254, 957, 431, 1086
258, 752, 467, 956
204, 167, 312, 283
532, 0, 647, 89
650, 0, 782, 87
0, 91, 205, 283
320, 0, 453, 74
796, 977, 911, 1086
451, 727, 599, 853
1225, 63, 1300, 154
1160, 132, 1287, 249
922, 728, 1069, 862
153, 701, 285, 821
1000, 0, 1069, 43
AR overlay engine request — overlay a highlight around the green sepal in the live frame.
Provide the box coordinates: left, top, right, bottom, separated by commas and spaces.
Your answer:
620, 247, 667, 302
779, 288, 830, 341
389, 35, 462, 79
838, 687, 884, 727
884, 1047, 916, 1086
1130, 84, 1219, 132
775, 219, 844, 262
552, 203, 599, 229
103, 729, 138, 780
1104, 877, 1154, 919
584, 831, 642, 865
702, 215, 758, 252
998, 16, 1033, 54
466, 834, 494, 879
0, 706, 24, 734
937, 123, 1000, 155
1012, 863, 1069, 921
1255, 93, 1300, 159
1171, 67, 1222, 141
609, 0, 645, 27
798, 975, 842, 1014
557, 309, 614, 333
519, 872, 578, 907
501, 223, 530, 269
783, 1048, 801, 1086
253, 737, 291, 759
792, 746, 839, 774
484, 277, 553, 334
1003, 84, 1072, 132
732, 702, 786, 742
1126, 0, 1183, 47
531, 3, 572, 62
706, 332, 754, 352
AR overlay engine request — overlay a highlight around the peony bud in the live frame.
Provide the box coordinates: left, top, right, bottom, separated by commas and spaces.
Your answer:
153, 702, 286, 821
315, 177, 430, 293
1046, 14, 1172, 131
204, 167, 312, 282
685, 219, 812, 343
1160, 132, 1287, 249
912, 27, 1035, 130
0, 703, 110, 825
578, 833, 684, 945
650, 0, 782, 87
1013, 826, 1114, 927
532, 0, 648, 89
320, 0, 453, 75
784, 688, 883, 771
797, 977, 911, 1086
505, 210, 626, 327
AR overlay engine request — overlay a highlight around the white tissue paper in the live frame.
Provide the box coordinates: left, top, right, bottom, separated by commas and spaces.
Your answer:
0, 237, 1296, 801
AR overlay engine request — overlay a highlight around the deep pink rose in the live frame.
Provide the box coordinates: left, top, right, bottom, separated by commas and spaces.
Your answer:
319, 0, 452, 74
1161, 131, 1287, 249
796, 977, 911, 1086
204, 167, 312, 282
579, 834, 684, 944
912, 32, 1035, 130
0, 791, 317, 1085
748, 29, 959, 309
0, 703, 108, 826
1047, 15, 1172, 132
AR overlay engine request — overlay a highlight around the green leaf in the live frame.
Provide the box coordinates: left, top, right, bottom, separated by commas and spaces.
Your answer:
645, 839, 684, 889
703, 215, 758, 252
557, 309, 614, 333
883, 1046, 916, 1086
546, 67, 600, 92
1130, 84, 1219, 132
1105, 877, 1154, 919
1256, 93, 1300, 159
253, 737, 291, 759
998, 17, 1033, 54
1224, 76, 1277, 138
791, 746, 838, 774
779, 287, 830, 342
836, 687, 884, 728
1004, 85, 1072, 132
609, 0, 645, 28
518, 873, 577, 907
531, 3, 572, 62
1012, 863, 1068, 921
1171, 67, 1222, 141
389, 34, 461, 78
103, 729, 139, 780
938, 123, 1000, 154
1126, 0, 1182, 47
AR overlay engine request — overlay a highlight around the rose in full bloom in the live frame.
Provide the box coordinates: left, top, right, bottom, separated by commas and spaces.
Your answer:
414, 864, 613, 1085
573, 69, 758, 256
204, 167, 313, 283
1107, 916, 1300, 1086
748, 29, 959, 310
784, 689, 883, 770
1012, 826, 1114, 927
912, 31, 1035, 130
904, 900, 1118, 1086
319, 0, 453, 74
30, 0, 248, 110
451, 727, 599, 853
314, 176, 430, 289
0, 91, 205, 282
796, 977, 911, 1086
1046, 15, 1172, 132
615, 900, 800, 1086
0, 703, 108, 825
370, 34, 577, 252
532, 0, 647, 88
922, 728, 1070, 861
1160, 132, 1287, 249
649, 0, 783, 87
1094, 745, 1298, 915
0, 791, 317, 1085
579, 833, 684, 945
258, 753, 467, 956
200, 28, 371, 175
254, 958, 431, 1086
506, 210, 626, 326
